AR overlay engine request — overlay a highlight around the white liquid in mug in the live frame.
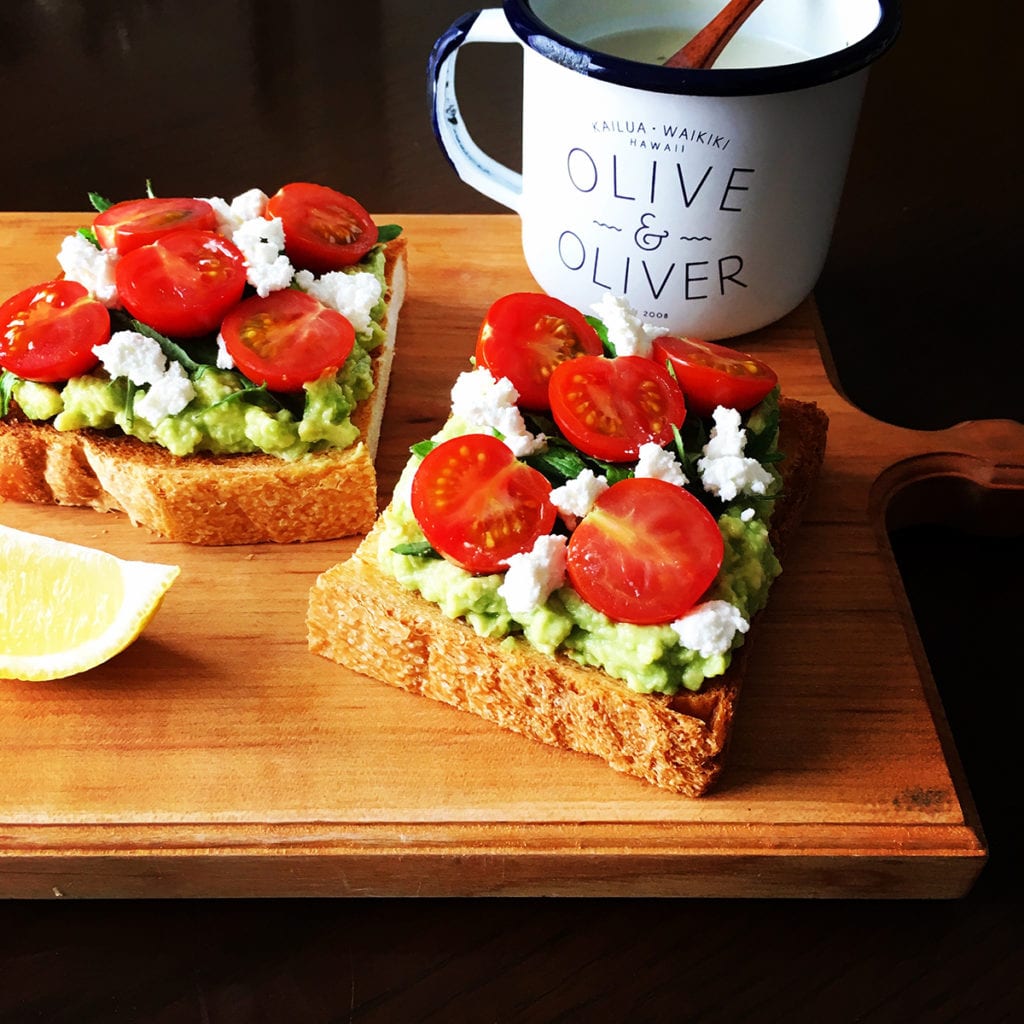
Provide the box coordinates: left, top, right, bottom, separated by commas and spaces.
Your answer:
585, 25, 811, 68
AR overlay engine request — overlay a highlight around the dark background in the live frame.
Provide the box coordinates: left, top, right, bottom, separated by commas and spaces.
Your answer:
0, 1, 1021, 1021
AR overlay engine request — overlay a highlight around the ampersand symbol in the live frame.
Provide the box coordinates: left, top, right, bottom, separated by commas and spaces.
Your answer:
634, 213, 670, 252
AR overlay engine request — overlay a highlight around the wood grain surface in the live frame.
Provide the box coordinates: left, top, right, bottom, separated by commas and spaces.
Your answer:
2, 212, 1018, 899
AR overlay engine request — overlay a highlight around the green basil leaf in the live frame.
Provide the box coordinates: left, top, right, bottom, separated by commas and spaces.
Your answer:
123, 317, 203, 375
524, 446, 589, 486
0, 371, 16, 418
410, 439, 437, 458
123, 379, 137, 430
376, 224, 403, 243
88, 191, 113, 213
391, 541, 441, 559
76, 226, 101, 249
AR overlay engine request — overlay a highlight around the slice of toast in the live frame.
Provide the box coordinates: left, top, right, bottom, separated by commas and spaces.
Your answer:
0, 237, 407, 545
307, 396, 828, 796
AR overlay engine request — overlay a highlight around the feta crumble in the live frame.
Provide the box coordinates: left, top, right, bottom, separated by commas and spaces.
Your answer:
203, 189, 270, 236
635, 442, 688, 488
550, 468, 609, 519
590, 293, 668, 358
449, 367, 545, 457
497, 534, 567, 615
93, 330, 168, 386
215, 334, 235, 370
202, 190, 295, 297
671, 600, 749, 657
133, 361, 195, 422
93, 330, 195, 421
56, 233, 120, 308
697, 405, 773, 502
230, 215, 294, 297
295, 268, 382, 336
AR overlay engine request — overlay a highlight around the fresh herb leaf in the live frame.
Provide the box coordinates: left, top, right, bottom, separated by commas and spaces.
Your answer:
676, 414, 709, 482
523, 446, 590, 486
145, 179, 157, 198
376, 224, 403, 243
123, 379, 137, 429
0, 371, 16, 417
77, 226, 101, 249
521, 409, 632, 485
410, 439, 437, 458
207, 381, 281, 413
744, 401, 781, 463
123, 317, 203, 375
88, 191, 113, 213
391, 541, 441, 559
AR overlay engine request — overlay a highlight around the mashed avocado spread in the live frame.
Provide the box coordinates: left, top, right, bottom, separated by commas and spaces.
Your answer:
4, 248, 390, 461
375, 394, 783, 696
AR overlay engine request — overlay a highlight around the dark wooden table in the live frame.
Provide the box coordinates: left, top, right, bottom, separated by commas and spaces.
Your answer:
1, 1, 1020, 1021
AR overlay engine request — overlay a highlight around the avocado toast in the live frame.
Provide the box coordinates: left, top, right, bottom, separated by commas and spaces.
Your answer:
308, 292, 828, 795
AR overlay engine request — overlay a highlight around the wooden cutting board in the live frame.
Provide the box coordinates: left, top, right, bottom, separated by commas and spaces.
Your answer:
1, 213, 1018, 899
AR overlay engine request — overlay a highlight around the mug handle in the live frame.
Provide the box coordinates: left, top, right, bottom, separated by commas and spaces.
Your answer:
428, 8, 523, 213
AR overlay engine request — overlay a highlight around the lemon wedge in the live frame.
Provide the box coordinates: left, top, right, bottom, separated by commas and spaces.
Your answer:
0, 523, 180, 681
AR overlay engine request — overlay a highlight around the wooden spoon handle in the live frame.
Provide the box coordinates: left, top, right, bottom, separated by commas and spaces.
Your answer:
663, 0, 767, 69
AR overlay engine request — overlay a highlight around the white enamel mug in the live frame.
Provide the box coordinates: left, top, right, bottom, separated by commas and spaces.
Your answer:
429, 0, 901, 339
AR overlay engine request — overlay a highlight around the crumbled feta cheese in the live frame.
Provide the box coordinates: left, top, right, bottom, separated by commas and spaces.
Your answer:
215, 334, 235, 370
741, 507, 756, 522
550, 468, 609, 519
93, 330, 194, 423
56, 233, 120, 307
231, 215, 294, 297
93, 330, 167, 385
671, 600, 749, 657
702, 406, 745, 459
635, 442, 688, 488
295, 268, 382, 335
449, 367, 545, 457
133, 361, 195, 422
697, 405, 773, 502
497, 534, 567, 615
203, 189, 270, 236
590, 293, 668, 358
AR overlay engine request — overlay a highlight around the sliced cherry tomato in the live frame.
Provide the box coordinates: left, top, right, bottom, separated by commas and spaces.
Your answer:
0, 280, 109, 382
566, 477, 724, 625
652, 336, 778, 418
548, 354, 686, 463
411, 433, 556, 574
474, 292, 604, 410
93, 197, 218, 255
220, 289, 355, 392
265, 182, 378, 273
115, 229, 247, 338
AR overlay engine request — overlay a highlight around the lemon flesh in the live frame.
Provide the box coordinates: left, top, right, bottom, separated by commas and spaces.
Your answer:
0, 524, 180, 681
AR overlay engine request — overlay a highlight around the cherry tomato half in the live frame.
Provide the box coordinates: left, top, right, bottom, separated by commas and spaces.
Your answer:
566, 477, 724, 625
548, 354, 686, 463
115, 229, 247, 338
411, 433, 556, 574
474, 292, 604, 410
266, 182, 378, 273
93, 197, 218, 255
652, 336, 778, 418
0, 279, 109, 382
220, 289, 355, 392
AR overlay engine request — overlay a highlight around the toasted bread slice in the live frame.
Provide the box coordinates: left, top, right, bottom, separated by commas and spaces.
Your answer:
0, 237, 407, 544
307, 396, 828, 796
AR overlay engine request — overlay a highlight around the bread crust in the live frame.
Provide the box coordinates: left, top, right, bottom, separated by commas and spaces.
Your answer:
307, 397, 829, 796
0, 237, 407, 545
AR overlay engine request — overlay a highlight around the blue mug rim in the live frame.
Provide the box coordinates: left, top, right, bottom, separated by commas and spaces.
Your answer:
502, 0, 902, 96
